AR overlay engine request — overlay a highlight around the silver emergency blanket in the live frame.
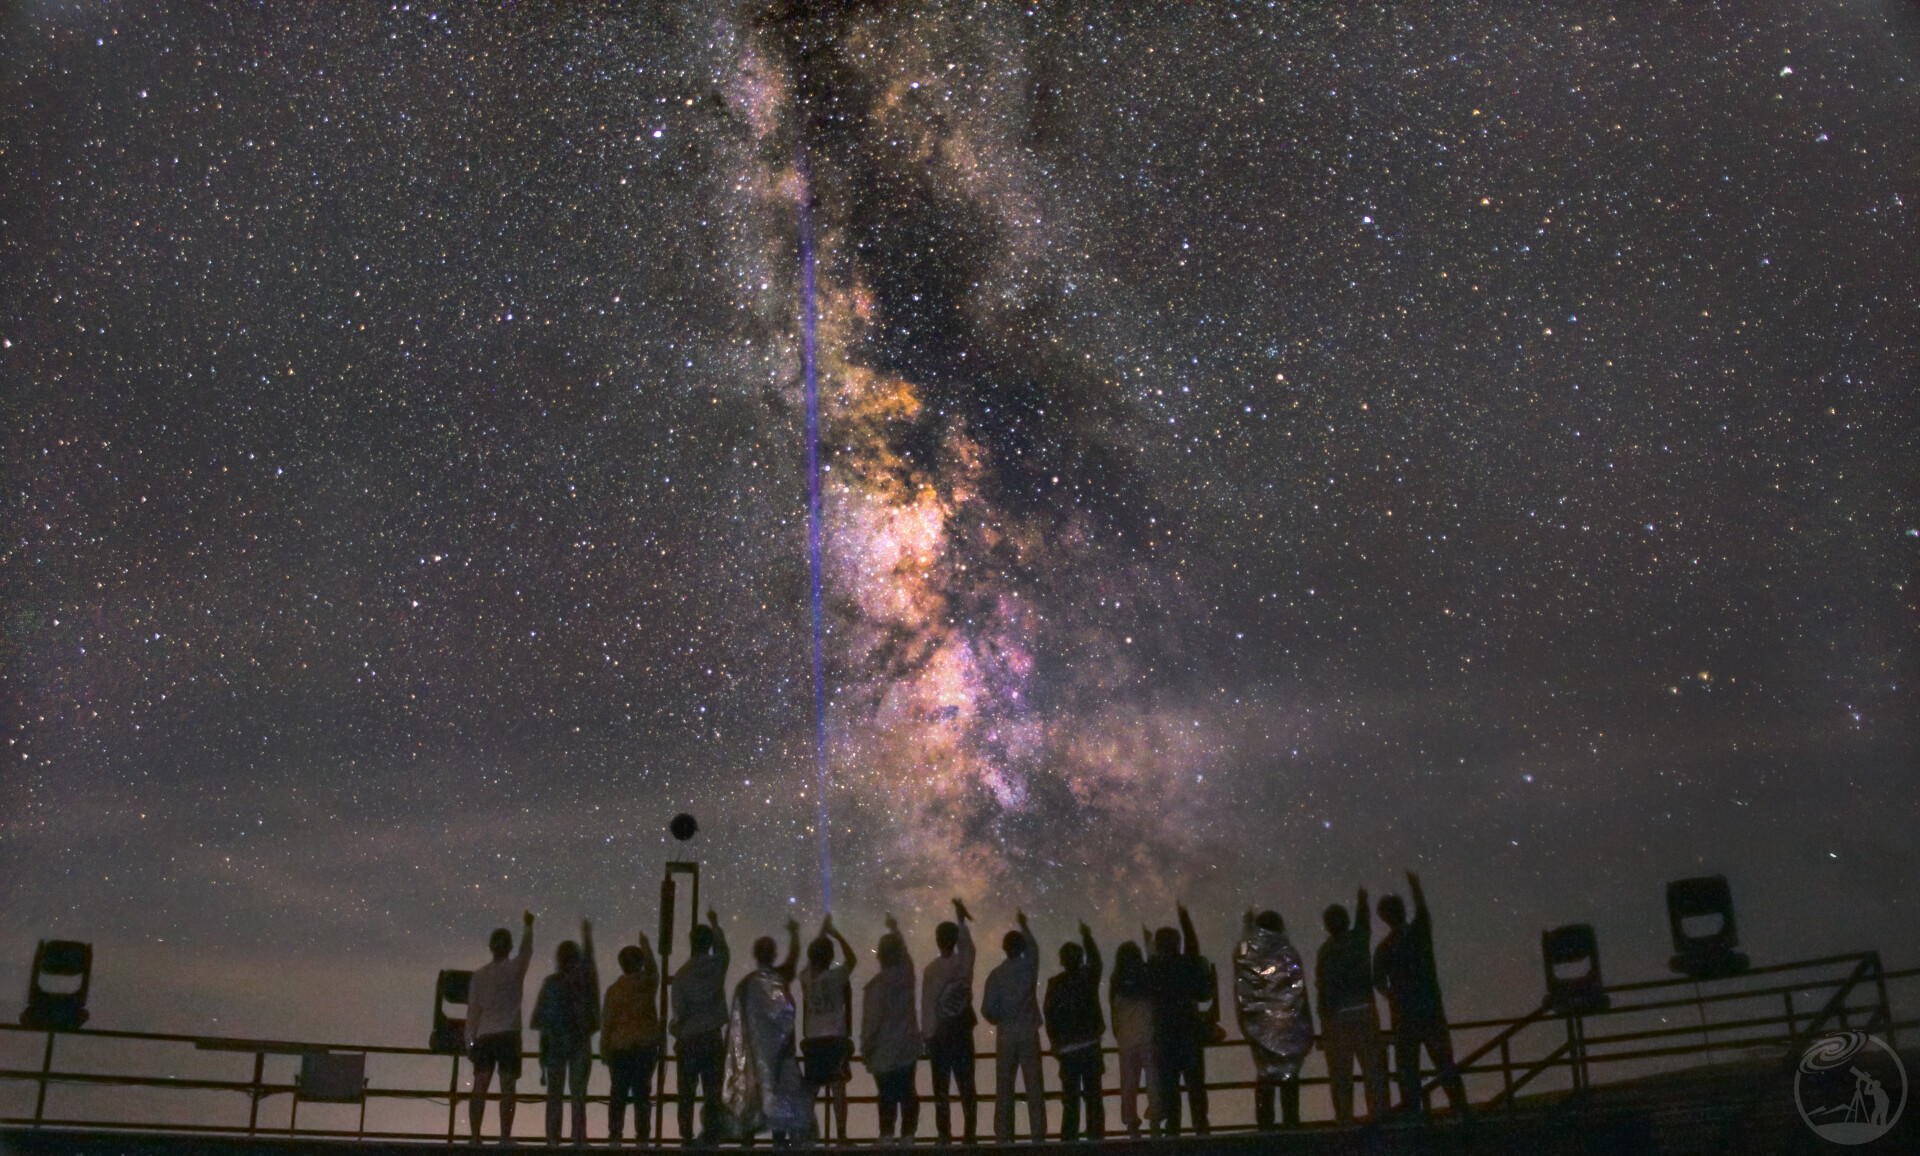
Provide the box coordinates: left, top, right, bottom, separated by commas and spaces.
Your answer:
1233, 923, 1315, 1080
720, 968, 814, 1139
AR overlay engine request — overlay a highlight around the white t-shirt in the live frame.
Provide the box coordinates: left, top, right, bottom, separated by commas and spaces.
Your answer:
467, 946, 532, 1041
801, 962, 851, 1041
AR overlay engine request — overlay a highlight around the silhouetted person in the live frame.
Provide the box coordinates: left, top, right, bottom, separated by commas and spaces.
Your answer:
983, 910, 1044, 1143
799, 914, 857, 1140
602, 935, 663, 1147
468, 910, 535, 1144
1045, 923, 1105, 1141
672, 909, 728, 1146
921, 898, 978, 1144
532, 921, 600, 1147
862, 915, 922, 1142
1234, 910, 1313, 1130
1859, 1069, 1890, 1127
1375, 872, 1467, 1116
722, 919, 811, 1144
1110, 936, 1160, 1138
1146, 905, 1213, 1135
1317, 889, 1389, 1124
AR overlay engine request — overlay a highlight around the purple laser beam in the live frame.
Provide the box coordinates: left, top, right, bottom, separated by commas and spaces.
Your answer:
798, 147, 831, 912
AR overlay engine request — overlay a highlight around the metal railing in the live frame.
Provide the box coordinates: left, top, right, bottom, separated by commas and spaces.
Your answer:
2, 954, 1913, 1143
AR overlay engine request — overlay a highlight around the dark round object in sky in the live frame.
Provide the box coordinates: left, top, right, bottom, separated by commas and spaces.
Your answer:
669, 813, 699, 842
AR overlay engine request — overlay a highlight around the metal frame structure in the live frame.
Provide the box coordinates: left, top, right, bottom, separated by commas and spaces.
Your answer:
2, 954, 1911, 1143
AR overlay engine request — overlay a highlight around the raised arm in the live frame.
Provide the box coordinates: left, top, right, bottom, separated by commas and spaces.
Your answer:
1407, 871, 1429, 924
778, 918, 801, 980
1355, 888, 1372, 944
954, 899, 975, 963
518, 910, 536, 961
581, 919, 598, 987
709, 909, 730, 963
1178, 904, 1200, 957
1080, 923, 1101, 982
824, 914, 858, 973
1017, 909, 1035, 958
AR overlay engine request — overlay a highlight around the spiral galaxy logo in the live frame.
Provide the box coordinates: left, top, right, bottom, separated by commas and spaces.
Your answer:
1795, 1031, 1906, 1144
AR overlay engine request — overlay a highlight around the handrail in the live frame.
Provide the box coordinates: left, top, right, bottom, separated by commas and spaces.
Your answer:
1, 953, 1911, 1141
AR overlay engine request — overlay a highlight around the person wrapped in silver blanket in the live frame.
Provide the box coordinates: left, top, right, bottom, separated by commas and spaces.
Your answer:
1233, 909, 1315, 1130
721, 919, 814, 1144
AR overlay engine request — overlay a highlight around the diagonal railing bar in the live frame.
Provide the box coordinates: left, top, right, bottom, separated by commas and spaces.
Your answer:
1481, 1040, 1572, 1110
1785, 951, 1884, 1057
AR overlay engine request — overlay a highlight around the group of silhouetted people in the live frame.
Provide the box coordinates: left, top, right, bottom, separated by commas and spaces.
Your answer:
460, 871, 1466, 1147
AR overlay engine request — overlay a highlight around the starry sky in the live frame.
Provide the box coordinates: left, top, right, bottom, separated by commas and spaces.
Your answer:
5, 0, 1916, 1047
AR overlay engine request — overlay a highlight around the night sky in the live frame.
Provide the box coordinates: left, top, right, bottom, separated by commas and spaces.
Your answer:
5, 1, 1916, 1047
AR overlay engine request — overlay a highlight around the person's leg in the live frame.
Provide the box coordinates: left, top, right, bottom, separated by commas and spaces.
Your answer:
546, 1058, 565, 1146
1280, 1077, 1301, 1128
698, 1044, 724, 1141
677, 1040, 698, 1143
1021, 1037, 1045, 1143
954, 1033, 978, 1144
929, 1046, 954, 1142
1324, 1012, 1356, 1124
1087, 1056, 1105, 1140
1253, 1071, 1275, 1131
1116, 1046, 1139, 1134
607, 1052, 632, 1143
1153, 1053, 1181, 1136
877, 1081, 899, 1140
1394, 1031, 1423, 1115
635, 1049, 658, 1145
472, 1060, 497, 1142
994, 1040, 1017, 1143
1057, 1059, 1079, 1143
1187, 1049, 1209, 1136
500, 1072, 521, 1141
901, 1064, 921, 1140
1424, 1024, 1468, 1114
570, 1051, 591, 1145
831, 1076, 848, 1141
1359, 1010, 1390, 1121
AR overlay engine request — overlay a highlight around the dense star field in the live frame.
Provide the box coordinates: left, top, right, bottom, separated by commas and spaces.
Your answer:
4, 1, 1916, 1045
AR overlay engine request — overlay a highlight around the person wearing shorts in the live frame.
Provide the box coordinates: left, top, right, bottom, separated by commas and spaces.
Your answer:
467, 911, 534, 1144
799, 914, 858, 1141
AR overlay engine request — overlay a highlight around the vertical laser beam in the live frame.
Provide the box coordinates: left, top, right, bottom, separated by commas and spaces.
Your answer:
798, 146, 832, 913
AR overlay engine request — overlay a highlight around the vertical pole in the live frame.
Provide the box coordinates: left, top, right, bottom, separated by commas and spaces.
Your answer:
249, 1051, 265, 1134
447, 1053, 460, 1144
657, 871, 678, 1145
1692, 981, 1717, 1067
32, 1031, 55, 1127
1500, 1037, 1513, 1113
1870, 952, 1891, 1036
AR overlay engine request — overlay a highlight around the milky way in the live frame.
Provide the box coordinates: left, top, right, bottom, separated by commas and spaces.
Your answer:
4, 1, 1916, 1043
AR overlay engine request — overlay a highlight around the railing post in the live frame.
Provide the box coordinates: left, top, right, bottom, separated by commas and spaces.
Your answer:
1500, 1037, 1513, 1114
447, 1052, 460, 1144
33, 1030, 56, 1127
1869, 951, 1891, 1035
248, 1051, 265, 1134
